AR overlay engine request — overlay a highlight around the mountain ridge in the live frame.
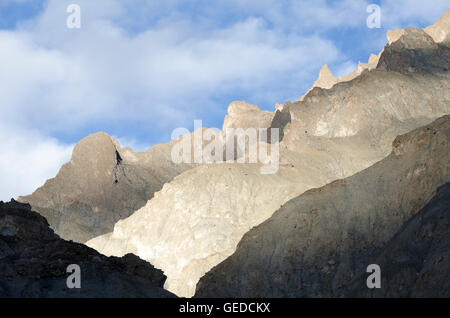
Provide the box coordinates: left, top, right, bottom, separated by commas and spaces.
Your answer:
86, 12, 450, 297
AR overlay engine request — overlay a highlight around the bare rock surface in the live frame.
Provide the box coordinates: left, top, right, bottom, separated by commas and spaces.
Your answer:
222, 101, 274, 130
313, 64, 338, 90
18, 132, 198, 243
194, 115, 450, 297
88, 163, 306, 296
0, 200, 175, 298
87, 13, 450, 298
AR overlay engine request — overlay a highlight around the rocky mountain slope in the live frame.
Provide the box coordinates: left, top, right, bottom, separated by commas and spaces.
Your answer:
86, 12, 450, 297
0, 200, 175, 297
18, 132, 200, 243
195, 115, 450, 297
23, 11, 449, 248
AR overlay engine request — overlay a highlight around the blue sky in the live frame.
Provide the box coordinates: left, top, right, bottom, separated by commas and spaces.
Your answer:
0, 0, 449, 200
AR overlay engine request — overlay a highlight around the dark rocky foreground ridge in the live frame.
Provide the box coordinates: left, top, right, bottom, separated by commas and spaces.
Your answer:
195, 115, 450, 297
346, 182, 450, 297
0, 200, 175, 297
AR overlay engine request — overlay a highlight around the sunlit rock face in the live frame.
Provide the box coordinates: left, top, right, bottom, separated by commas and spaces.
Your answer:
195, 116, 450, 297
88, 163, 305, 296
424, 10, 450, 43
87, 13, 450, 297
222, 101, 274, 130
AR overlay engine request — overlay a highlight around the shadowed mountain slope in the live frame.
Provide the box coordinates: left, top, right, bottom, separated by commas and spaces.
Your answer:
345, 182, 450, 298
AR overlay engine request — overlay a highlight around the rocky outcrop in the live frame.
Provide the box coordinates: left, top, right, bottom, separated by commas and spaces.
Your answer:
18, 132, 198, 243
221, 101, 276, 157
313, 64, 338, 90
86, 13, 450, 298
300, 10, 450, 101
222, 101, 274, 131
195, 115, 450, 297
387, 29, 406, 44
0, 200, 175, 298
378, 27, 449, 74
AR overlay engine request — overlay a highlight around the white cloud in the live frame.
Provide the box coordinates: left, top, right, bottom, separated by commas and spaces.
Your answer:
1, 0, 343, 134
0, 124, 73, 201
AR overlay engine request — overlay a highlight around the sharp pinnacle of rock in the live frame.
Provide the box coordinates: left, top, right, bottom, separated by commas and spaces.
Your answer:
314, 64, 338, 90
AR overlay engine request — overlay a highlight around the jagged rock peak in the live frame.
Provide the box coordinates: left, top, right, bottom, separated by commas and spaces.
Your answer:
314, 64, 337, 89
387, 10, 450, 45
298, 64, 338, 101
301, 10, 450, 101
